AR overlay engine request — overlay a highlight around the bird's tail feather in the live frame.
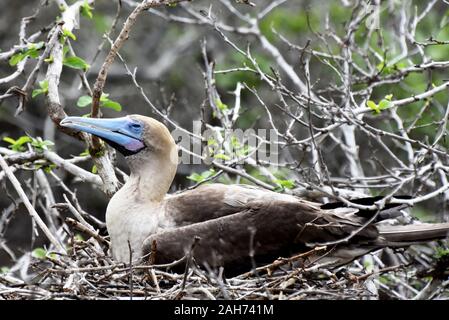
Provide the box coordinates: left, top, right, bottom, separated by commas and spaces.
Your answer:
377, 222, 449, 245
317, 222, 449, 268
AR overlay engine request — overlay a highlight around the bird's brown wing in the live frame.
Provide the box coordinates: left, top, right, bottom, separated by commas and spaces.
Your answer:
144, 198, 379, 274
164, 183, 313, 226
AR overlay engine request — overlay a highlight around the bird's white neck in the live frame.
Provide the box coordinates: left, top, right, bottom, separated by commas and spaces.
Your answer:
124, 147, 178, 203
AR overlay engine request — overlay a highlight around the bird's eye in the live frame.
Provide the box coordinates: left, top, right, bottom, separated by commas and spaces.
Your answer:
130, 123, 141, 130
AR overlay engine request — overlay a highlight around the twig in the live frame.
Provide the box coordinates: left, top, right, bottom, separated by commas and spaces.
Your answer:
0, 154, 65, 253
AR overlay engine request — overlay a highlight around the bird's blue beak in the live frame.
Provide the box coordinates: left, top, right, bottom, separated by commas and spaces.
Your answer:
60, 116, 145, 155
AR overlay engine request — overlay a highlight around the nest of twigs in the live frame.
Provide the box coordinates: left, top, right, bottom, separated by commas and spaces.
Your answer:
1, 219, 448, 300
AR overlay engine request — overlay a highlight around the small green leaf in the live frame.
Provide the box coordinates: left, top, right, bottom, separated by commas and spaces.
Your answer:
366, 100, 380, 114
63, 56, 90, 71
75, 234, 84, 241
187, 172, 203, 183
215, 99, 229, 112
207, 137, 218, 146
101, 99, 122, 111
77, 95, 92, 107
39, 80, 48, 90
3, 137, 16, 145
187, 169, 216, 183
214, 153, 231, 161
91, 165, 98, 174
32, 89, 44, 98
274, 179, 295, 189
30, 42, 45, 51
62, 28, 77, 41
384, 94, 393, 101
0, 267, 10, 274
62, 45, 70, 58
80, 0, 94, 19
4, 136, 32, 151
15, 136, 32, 146
31, 137, 54, 151
378, 99, 392, 110
434, 247, 449, 258
32, 80, 48, 98
9, 42, 45, 65
32, 247, 47, 259
44, 55, 54, 63
43, 164, 56, 173
79, 149, 90, 156
9, 53, 26, 66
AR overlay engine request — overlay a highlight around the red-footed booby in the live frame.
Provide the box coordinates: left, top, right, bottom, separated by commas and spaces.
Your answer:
60, 115, 449, 273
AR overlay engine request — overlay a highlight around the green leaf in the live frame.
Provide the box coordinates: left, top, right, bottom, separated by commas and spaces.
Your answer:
30, 42, 45, 51
9, 42, 45, 66
32, 247, 47, 259
207, 137, 218, 146
378, 99, 392, 110
274, 179, 295, 189
9, 52, 26, 66
77, 95, 92, 107
187, 172, 203, 183
101, 99, 122, 111
32, 80, 48, 98
28, 137, 54, 151
62, 28, 77, 41
75, 234, 84, 241
32, 89, 44, 98
63, 56, 90, 71
366, 100, 380, 114
80, 0, 94, 19
15, 136, 32, 146
3, 137, 16, 145
79, 149, 90, 156
376, 61, 393, 74
39, 80, 48, 91
77, 93, 122, 111
26, 48, 40, 59
214, 153, 231, 161
215, 98, 229, 112
4, 136, 32, 151
0, 267, 10, 274
434, 247, 449, 259
187, 169, 216, 183
384, 94, 393, 101
44, 55, 54, 63
230, 136, 241, 148
62, 45, 70, 58
43, 164, 56, 173
91, 165, 98, 174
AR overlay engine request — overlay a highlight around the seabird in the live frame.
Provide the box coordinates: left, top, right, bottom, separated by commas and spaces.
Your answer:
60, 115, 449, 273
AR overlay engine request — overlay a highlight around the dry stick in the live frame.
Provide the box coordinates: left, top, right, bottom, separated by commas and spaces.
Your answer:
177, 236, 200, 297
91, 0, 190, 118
86, 0, 192, 195
44, 0, 119, 197
127, 240, 133, 301
0, 154, 65, 253
65, 218, 109, 246
239, 246, 328, 278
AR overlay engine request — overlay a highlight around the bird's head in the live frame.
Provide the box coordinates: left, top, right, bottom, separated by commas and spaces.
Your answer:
60, 115, 177, 164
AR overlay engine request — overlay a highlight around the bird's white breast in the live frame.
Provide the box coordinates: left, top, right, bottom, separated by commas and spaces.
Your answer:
106, 188, 171, 263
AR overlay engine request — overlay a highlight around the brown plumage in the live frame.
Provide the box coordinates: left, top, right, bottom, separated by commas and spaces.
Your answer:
60, 115, 449, 274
